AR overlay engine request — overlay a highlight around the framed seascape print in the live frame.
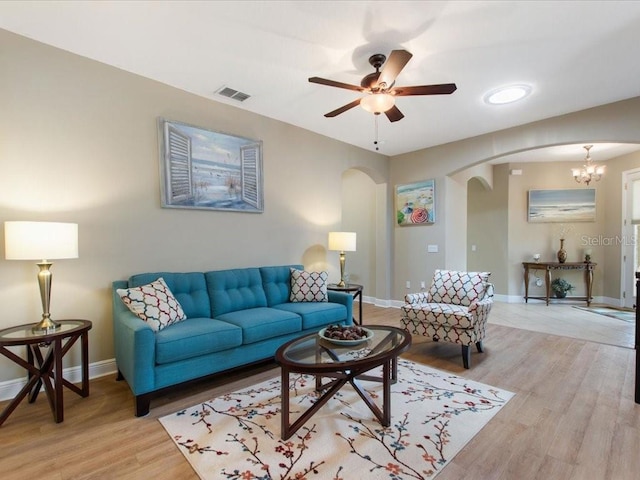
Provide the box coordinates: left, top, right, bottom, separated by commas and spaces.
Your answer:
395, 179, 435, 226
527, 188, 596, 223
158, 118, 263, 212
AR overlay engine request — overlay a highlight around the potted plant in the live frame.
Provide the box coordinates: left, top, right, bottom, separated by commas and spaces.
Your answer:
551, 278, 574, 298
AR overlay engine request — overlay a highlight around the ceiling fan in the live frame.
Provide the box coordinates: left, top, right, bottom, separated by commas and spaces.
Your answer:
308, 49, 457, 122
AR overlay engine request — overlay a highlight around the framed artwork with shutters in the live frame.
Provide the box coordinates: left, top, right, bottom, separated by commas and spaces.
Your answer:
158, 118, 263, 212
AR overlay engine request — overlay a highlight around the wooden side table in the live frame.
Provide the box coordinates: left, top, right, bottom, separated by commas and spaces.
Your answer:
0, 319, 92, 426
327, 283, 363, 325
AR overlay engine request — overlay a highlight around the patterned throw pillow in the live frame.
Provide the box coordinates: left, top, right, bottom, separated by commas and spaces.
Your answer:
116, 277, 186, 331
289, 268, 328, 303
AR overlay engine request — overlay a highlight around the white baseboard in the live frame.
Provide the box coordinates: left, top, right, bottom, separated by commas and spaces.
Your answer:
0, 358, 117, 402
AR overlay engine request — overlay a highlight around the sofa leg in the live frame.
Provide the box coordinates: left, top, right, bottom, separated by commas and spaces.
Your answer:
476, 341, 483, 353
462, 345, 471, 369
135, 394, 152, 417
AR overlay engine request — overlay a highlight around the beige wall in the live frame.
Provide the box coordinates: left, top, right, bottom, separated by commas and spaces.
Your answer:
0, 30, 388, 382
391, 98, 640, 300
463, 153, 640, 302
3, 27, 640, 386
505, 161, 608, 299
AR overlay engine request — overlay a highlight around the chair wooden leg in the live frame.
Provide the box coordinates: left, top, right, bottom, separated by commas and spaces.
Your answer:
462, 345, 471, 369
476, 341, 483, 353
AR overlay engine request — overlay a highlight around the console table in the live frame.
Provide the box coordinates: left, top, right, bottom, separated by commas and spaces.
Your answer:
523, 262, 596, 306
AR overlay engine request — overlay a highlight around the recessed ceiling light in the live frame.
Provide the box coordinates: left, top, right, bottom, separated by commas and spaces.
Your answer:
484, 84, 532, 105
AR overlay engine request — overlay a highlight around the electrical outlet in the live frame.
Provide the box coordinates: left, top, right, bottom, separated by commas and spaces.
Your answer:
420, 281, 426, 289
406, 281, 411, 289
427, 244, 438, 253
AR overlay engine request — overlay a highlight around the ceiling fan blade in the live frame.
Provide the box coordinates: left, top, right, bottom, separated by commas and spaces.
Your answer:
309, 76, 364, 92
325, 98, 362, 117
377, 50, 413, 88
384, 105, 404, 122
392, 83, 457, 96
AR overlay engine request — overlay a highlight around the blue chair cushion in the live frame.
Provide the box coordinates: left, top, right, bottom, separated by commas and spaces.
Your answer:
215, 307, 302, 344
260, 264, 303, 306
128, 272, 210, 319
154, 317, 242, 365
206, 268, 268, 317
272, 302, 348, 330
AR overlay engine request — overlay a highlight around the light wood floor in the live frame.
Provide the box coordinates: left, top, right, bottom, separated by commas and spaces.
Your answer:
1, 302, 638, 479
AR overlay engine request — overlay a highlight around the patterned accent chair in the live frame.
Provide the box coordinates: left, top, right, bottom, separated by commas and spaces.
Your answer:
400, 270, 494, 368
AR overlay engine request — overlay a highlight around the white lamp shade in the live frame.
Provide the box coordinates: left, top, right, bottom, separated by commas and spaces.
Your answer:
328, 231, 356, 252
4, 221, 79, 260
360, 93, 395, 113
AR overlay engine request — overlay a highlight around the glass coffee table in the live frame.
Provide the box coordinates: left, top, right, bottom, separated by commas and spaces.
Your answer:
275, 325, 411, 439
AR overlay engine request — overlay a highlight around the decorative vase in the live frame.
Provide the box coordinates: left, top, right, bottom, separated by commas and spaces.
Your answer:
555, 290, 567, 299
557, 239, 567, 264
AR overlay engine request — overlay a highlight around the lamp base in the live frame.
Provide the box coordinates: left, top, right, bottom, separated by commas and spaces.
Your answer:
32, 317, 60, 333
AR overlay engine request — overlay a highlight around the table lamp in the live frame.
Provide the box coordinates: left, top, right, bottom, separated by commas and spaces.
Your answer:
4, 221, 79, 333
328, 231, 356, 287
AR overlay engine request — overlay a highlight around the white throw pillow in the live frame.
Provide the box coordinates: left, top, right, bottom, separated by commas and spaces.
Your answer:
289, 268, 328, 303
116, 277, 186, 331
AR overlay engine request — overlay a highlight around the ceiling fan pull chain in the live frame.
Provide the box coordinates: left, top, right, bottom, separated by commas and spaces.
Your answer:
374, 113, 379, 151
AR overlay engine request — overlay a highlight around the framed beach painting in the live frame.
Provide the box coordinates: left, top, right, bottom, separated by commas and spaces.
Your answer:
396, 179, 435, 226
527, 188, 596, 223
158, 118, 263, 212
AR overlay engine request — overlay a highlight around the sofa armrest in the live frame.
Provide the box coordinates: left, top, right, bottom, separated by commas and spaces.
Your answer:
112, 281, 156, 395
327, 290, 354, 325
404, 292, 429, 304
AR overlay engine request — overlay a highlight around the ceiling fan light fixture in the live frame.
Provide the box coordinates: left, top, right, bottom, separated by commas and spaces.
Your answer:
484, 84, 531, 105
361, 93, 395, 114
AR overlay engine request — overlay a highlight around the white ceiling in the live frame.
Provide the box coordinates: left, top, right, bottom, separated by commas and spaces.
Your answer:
2, 0, 640, 163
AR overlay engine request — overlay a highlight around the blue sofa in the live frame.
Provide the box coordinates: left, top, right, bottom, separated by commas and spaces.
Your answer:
112, 264, 353, 416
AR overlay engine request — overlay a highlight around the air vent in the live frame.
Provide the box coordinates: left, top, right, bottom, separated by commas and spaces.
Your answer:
216, 86, 251, 102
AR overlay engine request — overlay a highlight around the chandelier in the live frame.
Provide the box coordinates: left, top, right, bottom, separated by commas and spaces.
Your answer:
572, 145, 605, 186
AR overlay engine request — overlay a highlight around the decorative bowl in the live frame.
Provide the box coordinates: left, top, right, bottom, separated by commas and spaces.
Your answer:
318, 326, 374, 346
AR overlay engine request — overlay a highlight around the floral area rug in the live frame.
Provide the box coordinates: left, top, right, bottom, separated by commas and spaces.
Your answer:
159, 359, 513, 480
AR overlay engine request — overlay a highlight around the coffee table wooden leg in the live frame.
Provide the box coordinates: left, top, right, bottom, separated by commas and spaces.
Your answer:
282, 373, 348, 440
281, 367, 290, 439
383, 359, 391, 425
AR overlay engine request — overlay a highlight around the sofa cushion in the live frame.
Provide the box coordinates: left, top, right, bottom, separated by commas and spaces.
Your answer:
260, 264, 304, 306
206, 268, 268, 317
215, 307, 301, 345
116, 277, 186, 332
155, 317, 243, 364
289, 268, 328, 302
272, 301, 348, 330
427, 270, 490, 307
129, 272, 210, 318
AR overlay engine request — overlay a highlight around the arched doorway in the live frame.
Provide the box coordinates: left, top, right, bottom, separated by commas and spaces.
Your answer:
340, 168, 391, 305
